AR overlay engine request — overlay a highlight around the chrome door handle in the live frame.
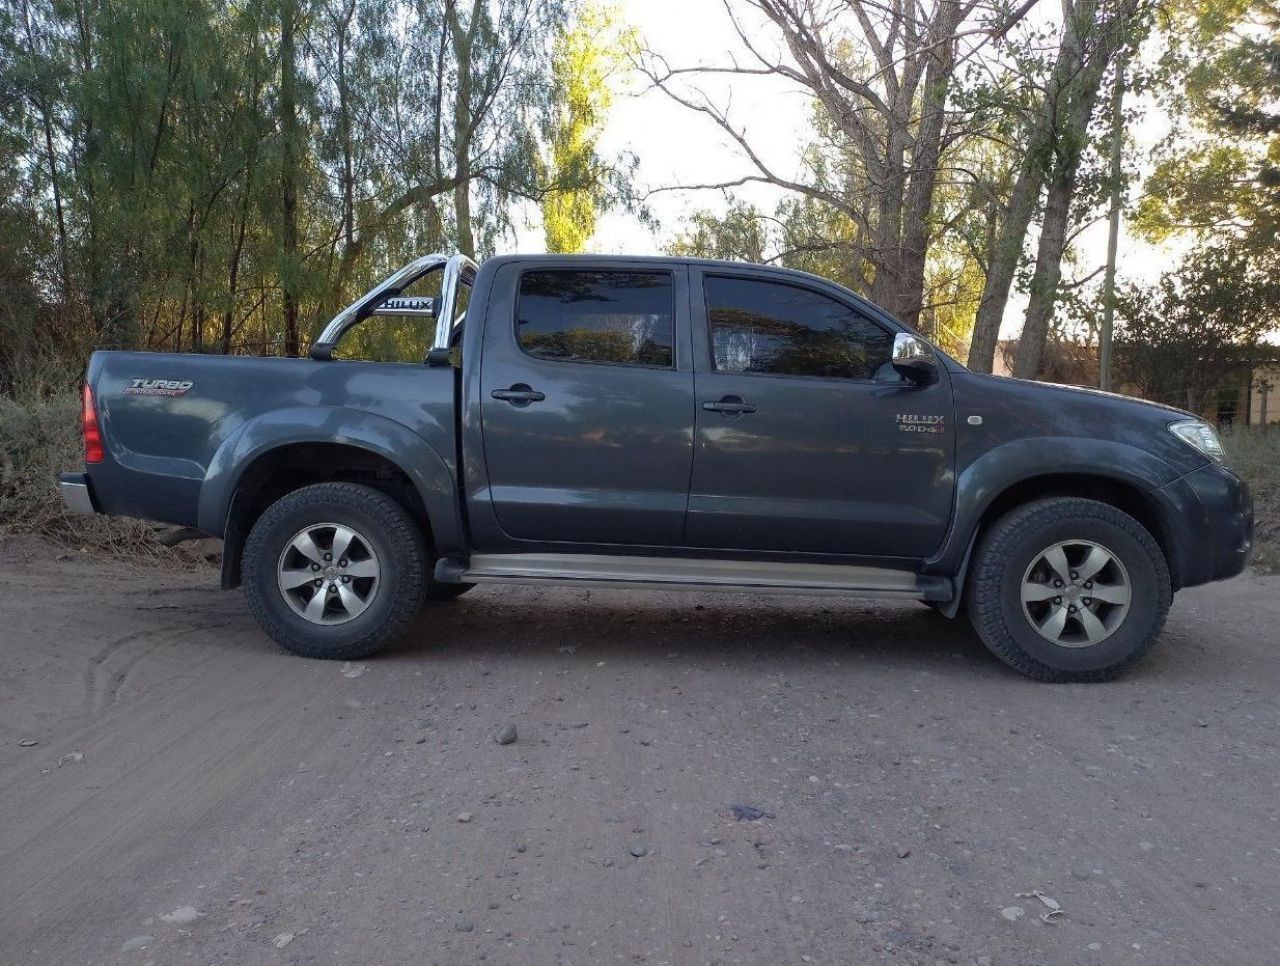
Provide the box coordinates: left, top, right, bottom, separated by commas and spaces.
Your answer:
702, 395, 756, 415
491, 384, 545, 406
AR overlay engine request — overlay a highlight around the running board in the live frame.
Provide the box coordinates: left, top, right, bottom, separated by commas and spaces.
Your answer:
435, 553, 952, 601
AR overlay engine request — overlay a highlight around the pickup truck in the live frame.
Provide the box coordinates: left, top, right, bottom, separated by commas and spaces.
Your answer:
58, 253, 1253, 681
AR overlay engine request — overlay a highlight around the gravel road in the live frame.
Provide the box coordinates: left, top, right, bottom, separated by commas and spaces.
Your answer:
1, 536, 1277, 966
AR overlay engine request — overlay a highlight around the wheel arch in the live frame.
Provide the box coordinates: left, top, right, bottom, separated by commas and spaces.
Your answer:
200, 409, 462, 589
975, 473, 1174, 579
927, 438, 1186, 609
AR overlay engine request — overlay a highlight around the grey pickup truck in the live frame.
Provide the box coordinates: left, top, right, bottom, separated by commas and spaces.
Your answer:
59, 253, 1252, 681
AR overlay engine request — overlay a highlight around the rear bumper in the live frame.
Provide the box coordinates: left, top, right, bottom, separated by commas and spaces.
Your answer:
57, 472, 98, 516
1157, 461, 1253, 588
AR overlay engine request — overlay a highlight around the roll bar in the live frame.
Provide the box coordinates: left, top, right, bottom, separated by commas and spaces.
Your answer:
309, 252, 479, 361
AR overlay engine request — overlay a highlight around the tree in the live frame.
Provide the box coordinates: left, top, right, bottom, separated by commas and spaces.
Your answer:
1113, 245, 1280, 414
1010, 0, 1145, 379
1135, 0, 1280, 267
667, 196, 772, 264
541, 2, 633, 253
965, 0, 1145, 375
280, 0, 303, 356
643, 0, 987, 329
0, 0, 629, 369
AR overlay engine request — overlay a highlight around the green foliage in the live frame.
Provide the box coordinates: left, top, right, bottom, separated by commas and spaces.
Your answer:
667, 197, 771, 264
1136, 0, 1280, 262
1113, 245, 1280, 412
0, 0, 627, 373
542, 2, 634, 253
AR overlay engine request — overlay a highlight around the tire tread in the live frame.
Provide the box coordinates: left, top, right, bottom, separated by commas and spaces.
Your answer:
966, 497, 1171, 682
242, 482, 426, 660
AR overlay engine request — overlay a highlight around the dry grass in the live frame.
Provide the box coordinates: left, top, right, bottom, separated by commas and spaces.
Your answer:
1221, 427, 1280, 573
0, 390, 210, 568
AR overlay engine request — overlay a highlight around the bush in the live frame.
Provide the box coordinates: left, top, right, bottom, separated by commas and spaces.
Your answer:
0, 389, 208, 565
1221, 427, 1280, 573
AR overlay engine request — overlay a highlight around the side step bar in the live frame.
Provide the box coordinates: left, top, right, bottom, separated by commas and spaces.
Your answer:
435, 553, 952, 601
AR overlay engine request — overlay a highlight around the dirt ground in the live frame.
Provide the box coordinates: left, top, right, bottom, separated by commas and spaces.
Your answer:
1, 536, 1277, 966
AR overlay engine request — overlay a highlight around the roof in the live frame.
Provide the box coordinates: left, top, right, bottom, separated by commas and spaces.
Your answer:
482, 252, 867, 297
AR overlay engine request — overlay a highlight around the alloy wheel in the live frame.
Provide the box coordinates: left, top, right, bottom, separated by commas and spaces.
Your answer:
1020, 539, 1131, 648
277, 523, 380, 625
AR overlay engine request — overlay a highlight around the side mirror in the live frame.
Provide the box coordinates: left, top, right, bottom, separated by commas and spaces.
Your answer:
891, 332, 939, 386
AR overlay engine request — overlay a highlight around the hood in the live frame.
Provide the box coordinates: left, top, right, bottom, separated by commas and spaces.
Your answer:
950, 371, 1211, 476
1007, 377, 1195, 419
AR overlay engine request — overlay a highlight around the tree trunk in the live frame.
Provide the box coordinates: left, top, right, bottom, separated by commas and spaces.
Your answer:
222, 158, 254, 354
337, 0, 356, 250
39, 105, 71, 302
1013, 6, 1120, 379
866, 112, 907, 317
280, 0, 301, 357
896, 16, 959, 331
967, 0, 1098, 373
449, 2, 481, 260
222, 211, 247, 354
1011, 169, 1076, 378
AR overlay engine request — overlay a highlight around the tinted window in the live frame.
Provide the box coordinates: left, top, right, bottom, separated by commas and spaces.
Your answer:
517, 270, 674, 367
704, 276, 893, 380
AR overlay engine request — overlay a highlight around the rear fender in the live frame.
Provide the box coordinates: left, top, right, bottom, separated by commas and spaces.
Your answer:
198, 406, 462, 558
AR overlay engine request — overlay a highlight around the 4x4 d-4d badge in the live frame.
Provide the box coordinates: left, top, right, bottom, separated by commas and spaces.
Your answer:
896, 413, 945, 433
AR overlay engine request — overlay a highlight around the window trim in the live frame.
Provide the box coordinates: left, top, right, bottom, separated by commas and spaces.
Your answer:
699, 272, 898, 385
513, 267, 679, 371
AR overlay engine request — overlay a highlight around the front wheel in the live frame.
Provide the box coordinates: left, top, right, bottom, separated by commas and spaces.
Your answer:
242, 482, 427, 660
966, 497, 1172, 682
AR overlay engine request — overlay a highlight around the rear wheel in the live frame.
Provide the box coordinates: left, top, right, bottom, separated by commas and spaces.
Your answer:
966, 497, 1171, 682
243, 482, 427, 659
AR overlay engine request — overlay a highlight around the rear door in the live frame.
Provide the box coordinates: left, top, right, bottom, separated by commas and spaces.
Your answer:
477, 261, 695, 546
686, 268, 955, 558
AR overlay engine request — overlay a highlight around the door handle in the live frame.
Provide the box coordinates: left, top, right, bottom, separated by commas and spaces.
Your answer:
702, 395, 757, 416
491, 384, 546, 406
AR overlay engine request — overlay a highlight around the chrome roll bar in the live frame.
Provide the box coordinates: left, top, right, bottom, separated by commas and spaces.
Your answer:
309, 252, 479, 361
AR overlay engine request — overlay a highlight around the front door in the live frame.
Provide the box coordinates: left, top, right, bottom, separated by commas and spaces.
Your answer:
478, 262, 695, 546
686, 269, 955, 558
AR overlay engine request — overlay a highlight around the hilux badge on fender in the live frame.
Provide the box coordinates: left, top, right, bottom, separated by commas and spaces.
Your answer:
122, 378, 194, 397
896, 413, 945, 434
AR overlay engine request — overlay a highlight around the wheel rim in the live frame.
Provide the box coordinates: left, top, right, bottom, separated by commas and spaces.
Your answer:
277, 523, 380, 625
1020, 539, 1131, 648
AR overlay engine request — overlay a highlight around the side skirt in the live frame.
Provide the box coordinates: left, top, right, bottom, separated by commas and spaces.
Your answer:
435, 553, 953, 602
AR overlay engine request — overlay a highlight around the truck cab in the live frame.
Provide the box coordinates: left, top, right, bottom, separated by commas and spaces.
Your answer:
60, 252, 1253, 681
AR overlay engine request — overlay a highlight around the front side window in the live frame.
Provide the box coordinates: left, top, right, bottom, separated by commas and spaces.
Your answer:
704, 275, 893, 380
517, 270, 675, 368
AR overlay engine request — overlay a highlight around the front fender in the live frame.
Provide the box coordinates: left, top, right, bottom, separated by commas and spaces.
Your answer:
925, 436, 1182, 574
197, 406, 463, 551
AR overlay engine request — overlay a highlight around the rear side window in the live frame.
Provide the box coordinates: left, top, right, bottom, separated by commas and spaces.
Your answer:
704, 275, 893, 380
516, 270, 675, 368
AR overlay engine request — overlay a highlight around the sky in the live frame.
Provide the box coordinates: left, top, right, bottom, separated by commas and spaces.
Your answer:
508, 0, 1183, 338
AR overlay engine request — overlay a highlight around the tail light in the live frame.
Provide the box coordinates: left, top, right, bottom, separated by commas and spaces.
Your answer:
82, 384, 104, 463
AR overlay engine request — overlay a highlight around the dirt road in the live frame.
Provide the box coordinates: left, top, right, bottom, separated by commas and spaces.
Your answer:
1, 536, 1277, 966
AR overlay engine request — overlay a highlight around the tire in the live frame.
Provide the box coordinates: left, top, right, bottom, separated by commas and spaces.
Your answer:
242, 482, 427, 660
966, 497, 1171, 682
425, 581, 476, 603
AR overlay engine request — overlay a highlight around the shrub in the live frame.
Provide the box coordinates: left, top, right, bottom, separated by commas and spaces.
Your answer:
0, 389, 208, 565
1221, 426, 1280, 573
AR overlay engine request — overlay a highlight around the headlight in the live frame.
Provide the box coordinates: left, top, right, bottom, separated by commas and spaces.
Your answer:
1169, 419, 1225, 462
